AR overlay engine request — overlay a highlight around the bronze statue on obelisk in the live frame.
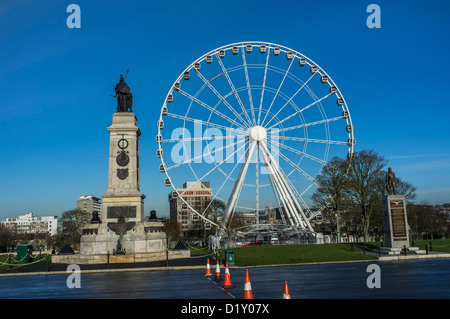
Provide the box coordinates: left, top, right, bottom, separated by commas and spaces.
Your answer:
112, 69, 133, 112
386, 167, 396, 195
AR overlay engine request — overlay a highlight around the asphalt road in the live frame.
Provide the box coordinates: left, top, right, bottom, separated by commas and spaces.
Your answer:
1, 258, 450, 299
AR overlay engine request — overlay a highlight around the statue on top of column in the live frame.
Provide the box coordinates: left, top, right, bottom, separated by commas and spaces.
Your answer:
386, 167, 397, 195
113, 72, 133, 112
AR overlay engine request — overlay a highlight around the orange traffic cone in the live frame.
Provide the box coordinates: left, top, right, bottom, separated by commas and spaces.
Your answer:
205, 258, 212, 276
243, 269, 254, 299
214, 260, 221, 282
223, 262, 233, 288
283, 281, 291, 299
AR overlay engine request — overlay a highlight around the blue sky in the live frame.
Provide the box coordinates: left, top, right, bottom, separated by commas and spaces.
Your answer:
1, 0, 449, 220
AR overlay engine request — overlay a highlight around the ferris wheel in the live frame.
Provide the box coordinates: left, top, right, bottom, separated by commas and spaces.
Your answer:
157, 41, 354, 236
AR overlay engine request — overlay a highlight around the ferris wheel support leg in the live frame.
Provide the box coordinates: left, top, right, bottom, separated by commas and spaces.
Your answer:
260, 141, 314, 232
258, 143, 298, 226
220, 140, 257, 229
263, 142, 315, 232
261, 142, 301, 225
267, 156, 311, 229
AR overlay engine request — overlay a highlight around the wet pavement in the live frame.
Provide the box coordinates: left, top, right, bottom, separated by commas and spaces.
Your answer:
1, 257, 450, 299
1, 254, 209, 274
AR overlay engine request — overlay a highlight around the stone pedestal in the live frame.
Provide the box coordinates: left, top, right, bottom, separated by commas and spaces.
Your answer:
80, 221, 166, 255
382, 195, 410, 249
80, 112, 168, 257
381, 195, 424, 255
101, 112, 145, 223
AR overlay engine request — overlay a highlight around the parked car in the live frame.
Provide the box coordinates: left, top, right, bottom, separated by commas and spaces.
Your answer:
242, 242, 261, 247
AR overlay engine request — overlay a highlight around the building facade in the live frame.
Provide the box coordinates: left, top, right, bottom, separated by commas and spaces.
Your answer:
1, 212, 58, 235
76, 195, 102, 218
169, 182, 212, 236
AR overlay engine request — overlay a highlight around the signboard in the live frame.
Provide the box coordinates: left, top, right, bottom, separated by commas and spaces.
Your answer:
107, 206, 137, 218
382, 195, 410, 249
391, 209, 407, 238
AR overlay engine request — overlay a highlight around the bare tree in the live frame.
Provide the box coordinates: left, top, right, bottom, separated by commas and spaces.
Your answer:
312, 150, 418, 242
312, 156, 351, 239
223, 213, 247, 248
346, 150, 387, 242
54, 208, 90, 250
0, 225, 15, 252
164, 220, 182, 248
408, 203, 446, 239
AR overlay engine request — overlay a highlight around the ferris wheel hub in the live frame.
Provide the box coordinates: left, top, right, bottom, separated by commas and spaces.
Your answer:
249, 125, 267, 142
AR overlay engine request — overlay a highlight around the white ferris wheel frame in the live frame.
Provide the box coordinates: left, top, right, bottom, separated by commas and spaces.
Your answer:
157, 41, 355, 235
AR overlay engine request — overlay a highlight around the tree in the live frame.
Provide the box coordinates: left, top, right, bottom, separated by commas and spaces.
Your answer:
395, 178, 417, 203
54, 208, 90, 250
346, 150, 387, 242
312, 156, 351, 240
408, 203, 446, 239
222, 213, 247, 248
208, 199, 225, 224
0, 225, 15, 252
164, 220, 182, 248
312, 150, 418, 242
33, 232, 54, 251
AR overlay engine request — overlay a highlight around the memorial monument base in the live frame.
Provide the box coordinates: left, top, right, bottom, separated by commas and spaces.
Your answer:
381, 195, 426, 255
379, 246, 426, 256
382, 194, 410, 249
52, 250, 190, 265
80, 221, 166, 255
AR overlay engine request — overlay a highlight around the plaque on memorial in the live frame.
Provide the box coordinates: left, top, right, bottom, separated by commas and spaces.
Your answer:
107, 206, 137, 219
382, 194, 410, 249
391, 209, 407, 238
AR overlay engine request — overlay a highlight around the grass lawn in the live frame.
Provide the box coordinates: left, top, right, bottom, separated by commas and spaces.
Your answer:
412, 239, 450, 253
0, 254, 49, 272
188, 238, 450, 267
229, 243, 377, 266
187, 246, 211, 256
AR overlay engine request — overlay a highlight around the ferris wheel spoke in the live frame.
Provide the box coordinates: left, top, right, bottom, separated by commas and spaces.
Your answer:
266, 92, 333, 130
284, 170, 312, 216
260, 142, 314, 230
258, 46, 271, 125
178, 140, 250, 226
162, 134, 245, 144
277, 115, 345, 134
177, 89, 247, 130
215, 54, 254, 126
199, 144, 249, 217
260, 57, 295, 127
241, 47, 256, 125
221, 140, 257, 229
279, 135, 348, 145
259, 141, 307, 228
195, 70, 251, 129
266, 139, 318, 185
270, 139, 329, 165
263, 72, 316, 128
259, 151, 295, 225
183, 139, 250, 195
166, 112, 245, 134
165, 138, 242, 171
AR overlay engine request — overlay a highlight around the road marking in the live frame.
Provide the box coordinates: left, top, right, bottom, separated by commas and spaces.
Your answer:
206, 275, 236, 299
